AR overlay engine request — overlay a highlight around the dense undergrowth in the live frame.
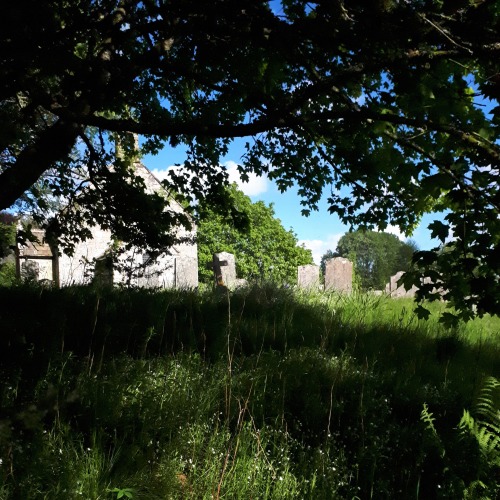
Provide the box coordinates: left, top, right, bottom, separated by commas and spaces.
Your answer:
0, 284, 499, 499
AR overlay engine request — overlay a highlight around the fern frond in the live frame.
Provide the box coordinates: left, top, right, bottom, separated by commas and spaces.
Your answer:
421, 403, 438, 435
463, 479, 488, 500
475, 376, 500, 426
476, 426, 500, 458
480, 419, 500, 434
425, 379, 500, 498
457, 376, 500, 472
421, 403, 445, 457
458, 409, 477, 436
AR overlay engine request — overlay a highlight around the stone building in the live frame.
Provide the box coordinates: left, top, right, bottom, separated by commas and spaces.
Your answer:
16, 161, 198, 289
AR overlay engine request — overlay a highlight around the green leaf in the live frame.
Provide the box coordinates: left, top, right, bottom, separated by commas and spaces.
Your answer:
415, 305, 431, 320
412, 250, 438, 266
428, 220, 450, 243
439, 312, 460, 329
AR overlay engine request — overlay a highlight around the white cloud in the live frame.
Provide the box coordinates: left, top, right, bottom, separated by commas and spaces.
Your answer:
149, 168, 170, 182
299, 233, 343, 265
384, 224, 406, 241
225, 161, 268, 196
149, 161, 268, 197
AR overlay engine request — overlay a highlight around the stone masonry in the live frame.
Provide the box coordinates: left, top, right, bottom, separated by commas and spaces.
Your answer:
16, 161, 198, 289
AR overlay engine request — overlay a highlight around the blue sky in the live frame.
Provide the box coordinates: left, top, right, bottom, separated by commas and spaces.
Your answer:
142, 140, 441, 264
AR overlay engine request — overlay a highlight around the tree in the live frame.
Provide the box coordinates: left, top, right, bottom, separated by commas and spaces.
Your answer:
197, 184, 312, 285
0, 212, 17, 286
1, 0, 499, 321
0, 212, 16, 259
330, 231, 418, 291
320, 249, 337, 277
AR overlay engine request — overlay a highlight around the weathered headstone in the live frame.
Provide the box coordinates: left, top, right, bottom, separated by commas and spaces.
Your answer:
94, 255, 114, 287
208, 252, 237, 289
297, 264, 320, 290
175, 256, 199, 289
385, 271, 417, 298
324, 257, 353, 293
385, 273, 445, 299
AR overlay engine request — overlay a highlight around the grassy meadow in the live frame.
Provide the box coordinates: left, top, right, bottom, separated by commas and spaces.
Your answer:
0, 284, 499, 499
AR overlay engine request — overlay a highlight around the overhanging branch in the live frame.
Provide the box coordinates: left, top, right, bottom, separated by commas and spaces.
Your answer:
0, 119, 80, 210
59, 106, 500, 167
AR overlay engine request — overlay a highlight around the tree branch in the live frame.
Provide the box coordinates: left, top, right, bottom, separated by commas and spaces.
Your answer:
0, 119, 80, 210
57, 105, 500, 168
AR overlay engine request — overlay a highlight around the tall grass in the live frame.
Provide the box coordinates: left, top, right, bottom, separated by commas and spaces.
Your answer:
0, 284, 499, 498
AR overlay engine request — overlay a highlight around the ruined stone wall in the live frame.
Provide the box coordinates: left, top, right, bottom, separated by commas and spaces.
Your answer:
58, 226, 198, 289
18, 162, 198, 289
135, 163, 198, 289
58, 226, 113, 285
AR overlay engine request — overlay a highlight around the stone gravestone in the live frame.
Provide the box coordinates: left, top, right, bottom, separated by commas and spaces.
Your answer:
385, 272, 442, 299
175, 256, 199, 289
208, 252, 237, 289
324, 257, 353, 293
297, 264, 320, 290
385, 271, 418, 298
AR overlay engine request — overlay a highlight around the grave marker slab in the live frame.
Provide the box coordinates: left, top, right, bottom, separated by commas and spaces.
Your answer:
297, 264, 320, 289
324, 257, 353, 293
385, 271, 418, 297
208, 252, 237, 288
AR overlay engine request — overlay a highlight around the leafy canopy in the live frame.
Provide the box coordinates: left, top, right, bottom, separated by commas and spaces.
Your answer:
1, 0, 499, 321
0, 212, 16, 259
197, 184, 313, 285
0, 212, 17, 286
